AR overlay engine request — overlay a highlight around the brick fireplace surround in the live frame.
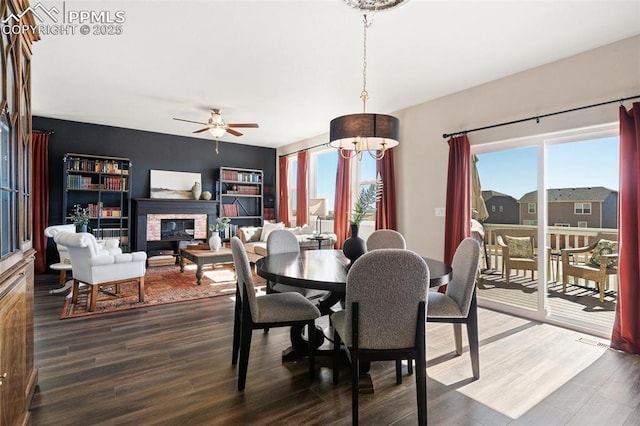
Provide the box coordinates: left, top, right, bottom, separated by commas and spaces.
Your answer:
133, 198, 218, 253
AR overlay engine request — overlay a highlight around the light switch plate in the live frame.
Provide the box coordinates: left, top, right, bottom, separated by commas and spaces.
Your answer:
435, 208, 446, 217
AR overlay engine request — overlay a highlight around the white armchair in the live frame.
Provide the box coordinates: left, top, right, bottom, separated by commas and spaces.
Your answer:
53, 231, 147, 312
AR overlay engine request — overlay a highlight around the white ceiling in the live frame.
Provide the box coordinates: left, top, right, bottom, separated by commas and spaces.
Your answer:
32, 0, 640, 149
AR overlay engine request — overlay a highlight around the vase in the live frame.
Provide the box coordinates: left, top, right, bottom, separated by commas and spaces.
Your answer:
76, 224, 87, 233
209, 231, 222, 251
191, 182, 201, 200
200, 190, 212, 200
342, 224, 366, 264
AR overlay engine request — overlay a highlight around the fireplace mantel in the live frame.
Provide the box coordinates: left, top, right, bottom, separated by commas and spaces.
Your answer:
133, 198, 218, 252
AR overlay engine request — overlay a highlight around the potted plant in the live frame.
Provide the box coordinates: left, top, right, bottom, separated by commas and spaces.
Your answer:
71, 204, 90, 232
208, 217, 231, 251
343, 178, 383, 262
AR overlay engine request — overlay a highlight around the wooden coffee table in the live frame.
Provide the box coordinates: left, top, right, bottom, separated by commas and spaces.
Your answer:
179, 248, 234, 285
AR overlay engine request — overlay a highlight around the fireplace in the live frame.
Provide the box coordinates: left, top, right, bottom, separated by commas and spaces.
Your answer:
160, 219, 195, 241
133, 198, 218, 252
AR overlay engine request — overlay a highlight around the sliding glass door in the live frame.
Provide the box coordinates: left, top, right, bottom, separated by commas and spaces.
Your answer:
473, 124, 618, 337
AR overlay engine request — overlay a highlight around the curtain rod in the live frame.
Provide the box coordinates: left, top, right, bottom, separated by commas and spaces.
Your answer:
278, 142, 329, 158
33, 129, 54, 134
442, 94, 640, 139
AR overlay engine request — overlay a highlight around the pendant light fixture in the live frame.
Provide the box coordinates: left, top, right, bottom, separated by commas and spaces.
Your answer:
329, 3, 405, 160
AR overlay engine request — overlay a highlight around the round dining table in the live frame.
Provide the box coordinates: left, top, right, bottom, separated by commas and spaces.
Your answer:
256, 249, 452, 357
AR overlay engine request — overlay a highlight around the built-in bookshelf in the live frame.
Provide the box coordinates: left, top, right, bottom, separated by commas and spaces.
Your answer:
63, 153, 131, 251
217, 167, 263, 236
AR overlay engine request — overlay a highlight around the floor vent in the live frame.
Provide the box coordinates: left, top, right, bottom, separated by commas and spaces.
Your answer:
576, 337, 610, 348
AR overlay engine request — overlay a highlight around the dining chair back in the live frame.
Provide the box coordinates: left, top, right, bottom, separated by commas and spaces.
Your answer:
366, 229, 406, 251
266, 229, 329, 302
427, 237, 481, 379
331, 249, 429, 425
230, 237, 320, 391
267, 229, 300, 255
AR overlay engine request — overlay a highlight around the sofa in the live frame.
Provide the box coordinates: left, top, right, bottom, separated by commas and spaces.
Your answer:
237, 223, 337, 263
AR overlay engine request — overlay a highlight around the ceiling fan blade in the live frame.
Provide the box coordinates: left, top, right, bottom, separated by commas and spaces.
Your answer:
174, 118, 208, 125
192, 127, 210, 133
226, 128, 243, 137
226, 123, 259, 128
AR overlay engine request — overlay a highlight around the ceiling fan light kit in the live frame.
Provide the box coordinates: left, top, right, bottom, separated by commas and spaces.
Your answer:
173, 108, 259, 144
330, 1, 406, 160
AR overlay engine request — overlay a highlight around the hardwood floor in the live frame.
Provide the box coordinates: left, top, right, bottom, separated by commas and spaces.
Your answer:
30, 274, 640, 425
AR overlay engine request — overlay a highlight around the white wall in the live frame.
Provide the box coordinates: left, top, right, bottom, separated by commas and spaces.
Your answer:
278, 35, 640, 260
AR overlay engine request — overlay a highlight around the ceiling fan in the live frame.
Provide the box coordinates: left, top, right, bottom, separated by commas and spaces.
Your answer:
173, 109, 259, 138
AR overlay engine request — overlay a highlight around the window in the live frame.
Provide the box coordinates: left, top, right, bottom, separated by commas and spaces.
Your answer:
574, 202, 592, 215
554, 223, 570, 227
288, 157, 297, 224
491, 205, 496, 212
309, 149, 338, 220
355, 154, 377, 224
499, 205, 504, 212
528, 203, 536, 214
577, 221, 588, 228
523, 219, 537, 226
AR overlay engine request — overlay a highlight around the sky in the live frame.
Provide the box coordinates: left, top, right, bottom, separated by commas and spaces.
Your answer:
476, 136, 619, 200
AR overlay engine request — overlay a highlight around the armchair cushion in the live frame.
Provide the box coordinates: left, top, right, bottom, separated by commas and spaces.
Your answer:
505, 236, 534, 259
589, 239, 618, 268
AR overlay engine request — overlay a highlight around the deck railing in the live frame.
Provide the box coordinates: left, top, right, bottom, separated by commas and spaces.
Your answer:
481, 223, 618, 289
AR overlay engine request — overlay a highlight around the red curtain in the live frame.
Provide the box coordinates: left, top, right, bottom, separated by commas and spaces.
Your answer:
277, 156, 290, 227
296, 151, 309, 227
32, 132, 50, 273
375, 148, 397, 230
333, 151, 352, 249
611, 102, 640, 354
444, 135, 471, 265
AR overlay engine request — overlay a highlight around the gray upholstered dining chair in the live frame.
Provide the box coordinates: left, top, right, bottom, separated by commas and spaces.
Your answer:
331, 249, 429, 425
366, 229, 406, 251
230, 237, 320, 391
267, 229, 329, 300
427, 237, 481, 379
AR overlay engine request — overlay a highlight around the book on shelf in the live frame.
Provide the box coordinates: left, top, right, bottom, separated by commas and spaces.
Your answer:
221, 169, 261, 183
221, 203, 239, 217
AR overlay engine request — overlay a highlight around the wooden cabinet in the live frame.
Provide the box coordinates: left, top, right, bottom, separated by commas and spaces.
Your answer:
0, 266, 28, 425
0, 0, 39, 423
62, 153, 132, 251
217, 167, 263, 239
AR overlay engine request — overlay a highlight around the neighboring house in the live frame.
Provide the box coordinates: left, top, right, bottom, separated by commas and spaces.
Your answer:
519, 187, 618, 228
482, 190, 519, 224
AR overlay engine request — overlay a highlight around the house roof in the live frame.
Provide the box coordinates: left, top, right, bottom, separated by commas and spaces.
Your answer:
519, 187, 618, 203
482, 190, 516, 201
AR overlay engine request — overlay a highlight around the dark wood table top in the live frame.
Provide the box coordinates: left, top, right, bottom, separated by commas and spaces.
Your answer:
256, 249, 452, 293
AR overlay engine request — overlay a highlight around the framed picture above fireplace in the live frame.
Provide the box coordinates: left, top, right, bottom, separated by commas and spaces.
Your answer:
150, 170, 201, 199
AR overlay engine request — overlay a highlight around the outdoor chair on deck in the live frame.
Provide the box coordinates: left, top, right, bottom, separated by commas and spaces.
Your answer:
53, 231, 146, 312
495, 229, 548, 284
561, 232, 618, 302
230, 237, 320, 391
331, 249, 429, 425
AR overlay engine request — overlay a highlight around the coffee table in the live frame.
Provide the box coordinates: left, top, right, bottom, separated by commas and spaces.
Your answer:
179, 248, 234, 285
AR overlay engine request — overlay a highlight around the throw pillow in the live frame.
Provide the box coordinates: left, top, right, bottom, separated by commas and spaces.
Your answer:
300, 224, 315, 235
260, 221, 285, 242
589, 239, 618, 268
505, 236, 534, 259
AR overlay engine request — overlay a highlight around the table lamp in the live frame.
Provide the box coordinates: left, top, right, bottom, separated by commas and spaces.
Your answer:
308, 198, 328, 235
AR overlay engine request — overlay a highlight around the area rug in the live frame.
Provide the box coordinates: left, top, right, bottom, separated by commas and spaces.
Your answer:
60, 264, 265, 319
